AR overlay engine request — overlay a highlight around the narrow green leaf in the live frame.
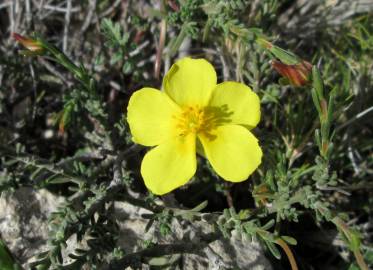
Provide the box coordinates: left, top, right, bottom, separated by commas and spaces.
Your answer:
311, 89, 322, 115
168, 23, 188, 57
312, 66, 324, 100
190, 200, 208, 212
327, 93, 334, 124
314, 129, 321, 150
261, 219, 275, 231
281, 236, 297, 245
30, 167, 44, 180
270, 45, 300, 65
265, 240, 281, 259
47, 176, 71, 184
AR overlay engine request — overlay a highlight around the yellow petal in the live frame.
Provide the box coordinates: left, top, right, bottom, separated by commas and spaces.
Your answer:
199, 125, 262, 182
141, 134, 197, 195
208, 82, 260, 129
163, 57, 217, 107
127, 88, 180, 146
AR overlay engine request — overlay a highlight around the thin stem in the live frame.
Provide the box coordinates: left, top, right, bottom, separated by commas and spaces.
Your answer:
154, 18, 166, 79
224, 183, 234, 208
336, 106, 373, 132
0, 145, 86, 184
276, 239, 298, 270
332, 217, 369, 270
353, 249, 369, 270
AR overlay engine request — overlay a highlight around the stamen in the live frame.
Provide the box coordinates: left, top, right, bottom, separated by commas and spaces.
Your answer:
174, 105, 220, 137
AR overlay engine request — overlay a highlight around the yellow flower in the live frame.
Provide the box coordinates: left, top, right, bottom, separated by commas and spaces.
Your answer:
127, 57, 262, 195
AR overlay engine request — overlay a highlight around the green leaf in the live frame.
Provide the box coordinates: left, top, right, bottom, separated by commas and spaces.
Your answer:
311, 89, 322, 115
265, 240, 281, 260
229, 207, 238, 219
148, 254, 180, 266
348, 230, 361, 252
223, 208, 231, 220
314, 129, 321, 150
110, 51, 124, 65
168, 23, 189, 57
261, 219, 275, 231
270, 45, 300, 65
101, 18, 128, 49
347, 263, 360, 270
281, 236, 297, 245
122, 61, 134, 75
46, 176, 72, 184
279, 77, 290, 86
238, 209, 251, 220
30, 167, 44, 180
190, 200, 208, 212
312, 66, 324, 100
0, 239, 22, 270
327, 92, 335, 123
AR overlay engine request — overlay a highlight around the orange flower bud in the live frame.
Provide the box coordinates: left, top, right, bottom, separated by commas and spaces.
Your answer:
12, 33, 44, 54
272, 60, 313, 87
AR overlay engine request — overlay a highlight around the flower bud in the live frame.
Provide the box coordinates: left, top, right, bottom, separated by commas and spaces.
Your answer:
12, 33, 44, 55
272, 60, 313, 87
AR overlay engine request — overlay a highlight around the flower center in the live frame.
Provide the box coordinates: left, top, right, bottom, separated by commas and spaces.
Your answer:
175, 105, 226, 137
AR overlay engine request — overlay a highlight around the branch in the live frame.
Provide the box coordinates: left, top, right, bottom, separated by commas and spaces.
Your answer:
104, 233, 220, 269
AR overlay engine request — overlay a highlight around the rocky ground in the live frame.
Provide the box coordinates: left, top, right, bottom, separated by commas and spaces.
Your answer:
1, 188, 272, 269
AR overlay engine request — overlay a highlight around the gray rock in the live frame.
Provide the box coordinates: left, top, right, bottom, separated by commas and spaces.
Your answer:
0, 188, 272, 269
0, 187, 65, 266
114, 201, 272, 270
